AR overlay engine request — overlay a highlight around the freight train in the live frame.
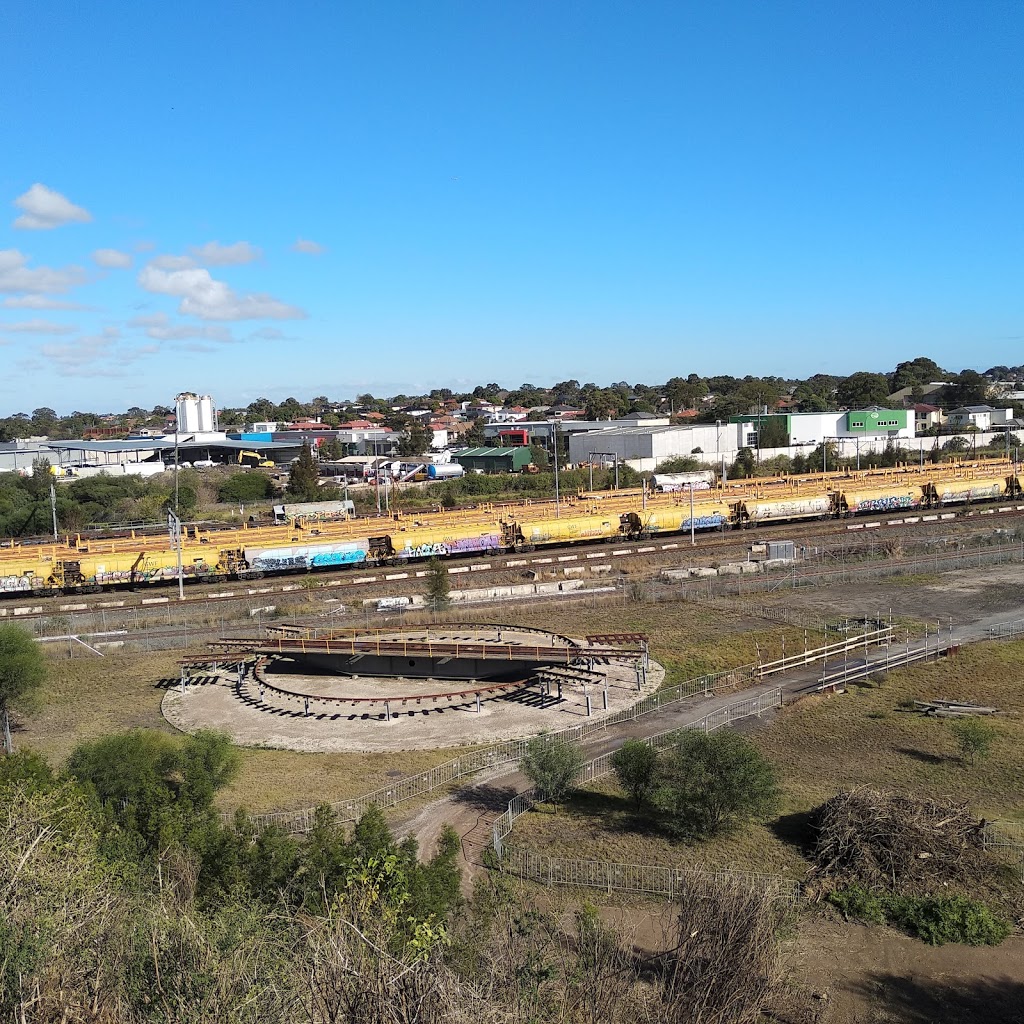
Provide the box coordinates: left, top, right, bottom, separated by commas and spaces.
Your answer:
1, 470, 1020, 596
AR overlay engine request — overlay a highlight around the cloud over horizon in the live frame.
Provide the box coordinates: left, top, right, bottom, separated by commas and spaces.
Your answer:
93, 248, 133, 269
137, 261, 306, 321
0, 319, 78, 335
13, 184, 92, 230
129, 311, 236, 343
189, 240, 262, 265
0, 250, 88, 294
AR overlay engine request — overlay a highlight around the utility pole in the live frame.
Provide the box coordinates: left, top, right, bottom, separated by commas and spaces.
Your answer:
49, 481, 58, 540
168, 509, 184, 601
553, 421, 560, 517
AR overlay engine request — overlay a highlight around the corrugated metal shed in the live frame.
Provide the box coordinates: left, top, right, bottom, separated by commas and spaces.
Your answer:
453, 446, 534, 473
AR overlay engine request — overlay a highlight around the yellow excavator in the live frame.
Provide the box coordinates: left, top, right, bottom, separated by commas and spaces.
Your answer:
238, 450, 274, 468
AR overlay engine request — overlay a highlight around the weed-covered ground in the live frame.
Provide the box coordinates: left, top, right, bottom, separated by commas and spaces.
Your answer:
510, 639, 1024, 879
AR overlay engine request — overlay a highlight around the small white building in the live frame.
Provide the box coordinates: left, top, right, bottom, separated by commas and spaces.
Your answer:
946, 406, 1014, 431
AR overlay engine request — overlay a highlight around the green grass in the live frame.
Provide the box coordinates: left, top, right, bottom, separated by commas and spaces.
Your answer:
509, 639, 1024, 880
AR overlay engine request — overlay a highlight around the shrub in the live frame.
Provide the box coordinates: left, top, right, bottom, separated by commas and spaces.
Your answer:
611, 739, 658, 809
520, 736, 585, 808
826, 885, 885, 924
950, 718, 996, 765
654, 729, 780, 839
884, 895, 1011, 946
218, 472, 274, 503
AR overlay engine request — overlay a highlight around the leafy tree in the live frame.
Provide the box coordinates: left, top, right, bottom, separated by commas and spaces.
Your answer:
836, 371, 891, 408
945, 369, 990, 408
654, 729, 779, 839
218, 471, 275, 503
529, 443, 549, 469
757, 417, 789, 448
462, 419, 487, 447
399, 420, 433, 457
287, 442, 320, 500
611, 739, 658, 809
950, 719, 996, 765
425, 557, 450, 610
65, 728, 240, 857
890, 357, 946, 391
520, 735, 585, 808
0, 625, 47, 755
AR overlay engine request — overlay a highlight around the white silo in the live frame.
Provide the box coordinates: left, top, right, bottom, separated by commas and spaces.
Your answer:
175, 393, 217, 434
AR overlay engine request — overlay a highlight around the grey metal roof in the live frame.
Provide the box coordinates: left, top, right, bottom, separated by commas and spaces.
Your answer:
44, 438, 298, 453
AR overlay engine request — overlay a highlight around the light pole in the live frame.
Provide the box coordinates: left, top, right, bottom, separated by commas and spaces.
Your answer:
552, 421, 560, 517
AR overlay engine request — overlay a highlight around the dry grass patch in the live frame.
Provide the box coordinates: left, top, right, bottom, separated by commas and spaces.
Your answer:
218, 745, 464, 815
752, 639, 1024, 820
19, 649, 179, 763
510, 778, 806, 879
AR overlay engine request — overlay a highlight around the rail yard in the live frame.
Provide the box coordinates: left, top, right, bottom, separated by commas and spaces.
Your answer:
0, 457, 1021, 597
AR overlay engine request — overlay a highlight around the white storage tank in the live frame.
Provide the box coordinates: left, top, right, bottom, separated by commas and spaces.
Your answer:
175, 392, 217, 434
428, 463, 465, 480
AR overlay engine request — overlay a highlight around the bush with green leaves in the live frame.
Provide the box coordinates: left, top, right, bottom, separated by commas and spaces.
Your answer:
950, 718, 996, 765
611, 739, 658, 809
217, 470, 275, 503
520, 735, 585, 808
828, 885, 1011, 946
653, 729, 780, 839
0, 624, 47, 755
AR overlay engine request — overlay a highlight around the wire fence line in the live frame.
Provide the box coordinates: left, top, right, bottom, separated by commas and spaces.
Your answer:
982, 822, 1024, 881
690, 542, 1024, 600
496, 850, 802, 903
491, 688, 797, 902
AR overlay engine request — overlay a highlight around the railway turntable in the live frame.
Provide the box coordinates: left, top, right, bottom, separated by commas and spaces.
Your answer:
161, 622, 663, 753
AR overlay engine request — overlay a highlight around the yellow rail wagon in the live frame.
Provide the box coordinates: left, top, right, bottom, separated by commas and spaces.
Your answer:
833, 483, 924, 516
624, 500, 732, 535
388, 523, 503, 561
731, 492, 832, 527
501, 513, 628, 551
923, 476, 1006, 506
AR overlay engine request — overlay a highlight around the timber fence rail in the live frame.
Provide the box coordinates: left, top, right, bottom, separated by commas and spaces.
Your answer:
491, 688, 794, 901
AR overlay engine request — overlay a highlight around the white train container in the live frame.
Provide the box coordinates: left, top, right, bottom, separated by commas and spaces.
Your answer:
925, 477, 1005, 506
651, 471, 715, 492
733, 495, 831, 525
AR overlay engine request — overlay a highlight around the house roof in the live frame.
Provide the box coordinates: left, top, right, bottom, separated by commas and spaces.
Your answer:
950, 405, 994, 414
913, 404, 941, 413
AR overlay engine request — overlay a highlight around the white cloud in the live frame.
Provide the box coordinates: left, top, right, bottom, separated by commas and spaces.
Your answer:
150, 254, 197, 271
128, 311, 235, 343
137, 262, 306, 321
40, 329, 155, 377
13, 183, 92, 230
249, 327, 287, 340
93, 248, 133, 269
189, 240, 262, 265
0, 319, 78, 335
0, 250, 88, 294
292, 238, 326, 255
2, 295, 92, 311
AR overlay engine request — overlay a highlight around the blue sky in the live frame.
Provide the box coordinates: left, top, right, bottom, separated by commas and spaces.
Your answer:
1, 1, 1021, 415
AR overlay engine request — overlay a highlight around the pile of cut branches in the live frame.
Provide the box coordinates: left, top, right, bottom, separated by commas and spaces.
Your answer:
808, 787, 990, 894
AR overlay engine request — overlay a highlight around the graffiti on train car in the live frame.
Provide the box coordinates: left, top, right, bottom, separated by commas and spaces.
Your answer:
0, 574, 36, 592
852, 495, 920, 512
398, 534, 500, 560
309, 549, 368, 567
680, 514, 728, 530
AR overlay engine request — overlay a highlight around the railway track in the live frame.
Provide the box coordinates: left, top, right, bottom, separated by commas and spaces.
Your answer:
3, 500, 1024, 624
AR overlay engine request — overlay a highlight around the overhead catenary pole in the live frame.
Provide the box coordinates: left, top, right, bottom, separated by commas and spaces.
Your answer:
553, 421, 560, 517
